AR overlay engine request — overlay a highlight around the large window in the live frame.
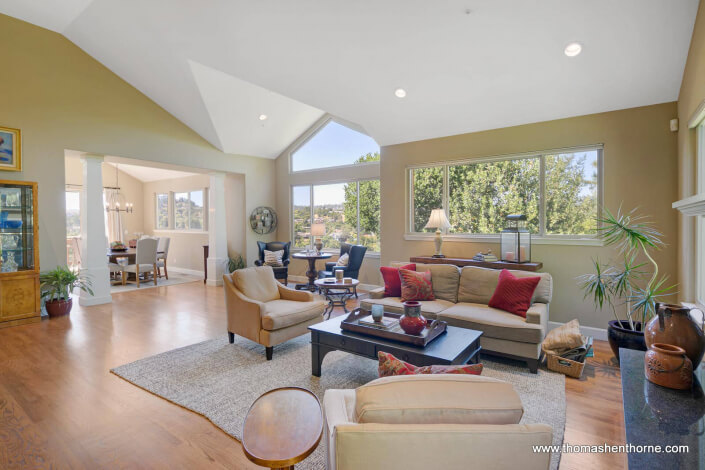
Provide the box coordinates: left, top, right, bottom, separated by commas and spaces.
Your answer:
292, 179, 380, 253
156, 193, 169, 229
65, 191, 81, 237
291, 120, 380, 172
409, 147, 601, 237
155, 189, 207, 231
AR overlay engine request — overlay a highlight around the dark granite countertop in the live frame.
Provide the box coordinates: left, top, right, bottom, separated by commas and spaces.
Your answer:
620, 347, 705, 469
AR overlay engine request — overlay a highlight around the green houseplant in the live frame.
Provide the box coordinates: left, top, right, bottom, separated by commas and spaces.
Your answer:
40, 266, 93, 317
227, 254, 246, 273
578, 207, 675, 358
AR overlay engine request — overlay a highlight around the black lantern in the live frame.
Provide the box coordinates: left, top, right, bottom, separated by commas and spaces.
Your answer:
500, 214, 531, 263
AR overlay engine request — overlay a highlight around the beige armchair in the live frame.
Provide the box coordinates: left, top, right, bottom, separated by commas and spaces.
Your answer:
223, 266, 325, 360
323, 374, 553, 470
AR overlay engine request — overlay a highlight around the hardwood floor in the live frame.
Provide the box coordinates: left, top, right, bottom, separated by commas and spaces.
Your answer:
0, 281, 625, 469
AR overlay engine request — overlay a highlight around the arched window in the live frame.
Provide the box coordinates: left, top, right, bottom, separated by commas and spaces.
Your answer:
290, 119, 380, 253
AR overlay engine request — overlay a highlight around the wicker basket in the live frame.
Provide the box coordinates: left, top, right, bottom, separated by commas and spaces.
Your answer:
545, 353, 585, 379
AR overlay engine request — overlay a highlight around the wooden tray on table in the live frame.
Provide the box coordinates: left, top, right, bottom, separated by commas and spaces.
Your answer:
340, 308, 447, 347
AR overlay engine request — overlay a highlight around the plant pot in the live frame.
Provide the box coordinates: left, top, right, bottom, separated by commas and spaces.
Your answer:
644, 343, 693, 390
45, 298, 73, 317
607, 320, 646, 361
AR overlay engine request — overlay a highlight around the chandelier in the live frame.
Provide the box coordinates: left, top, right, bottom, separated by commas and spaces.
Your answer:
105, 164, 133, 214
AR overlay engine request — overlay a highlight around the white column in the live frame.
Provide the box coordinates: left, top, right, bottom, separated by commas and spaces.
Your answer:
79, 154, 112, 306
207, 172, 228, 286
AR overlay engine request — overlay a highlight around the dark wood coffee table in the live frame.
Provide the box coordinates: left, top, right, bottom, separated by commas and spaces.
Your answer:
308, 315, 482, 377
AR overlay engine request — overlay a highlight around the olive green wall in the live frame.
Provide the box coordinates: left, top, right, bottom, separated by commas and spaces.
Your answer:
381, 102, 679, 330
0, 13, 275, 271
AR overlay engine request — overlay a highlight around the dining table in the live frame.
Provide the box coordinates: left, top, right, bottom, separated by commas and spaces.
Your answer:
107, 248, 164, 264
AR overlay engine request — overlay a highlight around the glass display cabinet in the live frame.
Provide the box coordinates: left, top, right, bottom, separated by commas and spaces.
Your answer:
0, 180, 40, 328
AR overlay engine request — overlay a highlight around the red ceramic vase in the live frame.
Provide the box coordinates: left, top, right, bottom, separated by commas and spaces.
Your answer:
400, 301, 426, 335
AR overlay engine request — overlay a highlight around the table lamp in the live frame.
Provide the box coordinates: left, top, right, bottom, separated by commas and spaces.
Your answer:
424, 209, 451, 258
310, 223, 326, 253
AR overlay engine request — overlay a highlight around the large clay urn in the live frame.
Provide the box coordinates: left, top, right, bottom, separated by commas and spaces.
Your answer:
645, 303, 705, 368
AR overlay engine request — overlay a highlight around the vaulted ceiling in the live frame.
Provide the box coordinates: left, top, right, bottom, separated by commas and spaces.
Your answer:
0, 0, 699, 158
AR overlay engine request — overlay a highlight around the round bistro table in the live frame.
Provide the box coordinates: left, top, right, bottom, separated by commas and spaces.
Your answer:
242, 387, 323, 469
314, 278, 360, 319
291, 252, 332, 291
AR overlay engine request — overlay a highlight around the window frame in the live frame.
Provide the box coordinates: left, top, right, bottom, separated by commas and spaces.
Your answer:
290, 177, 381, 255
289, 116, 381, 174
406, 145, 604, 245
154, 189, 208, 233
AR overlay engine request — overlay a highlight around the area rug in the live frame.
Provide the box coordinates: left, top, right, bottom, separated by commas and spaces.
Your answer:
111, 335, 565, 469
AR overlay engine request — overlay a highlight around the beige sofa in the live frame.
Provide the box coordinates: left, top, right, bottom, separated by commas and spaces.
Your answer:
223, 266, 325, 360
323, 374, 553, 470
361, 263, 552, 372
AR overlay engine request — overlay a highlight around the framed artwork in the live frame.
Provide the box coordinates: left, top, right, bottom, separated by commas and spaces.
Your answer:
0, 127, 21, 172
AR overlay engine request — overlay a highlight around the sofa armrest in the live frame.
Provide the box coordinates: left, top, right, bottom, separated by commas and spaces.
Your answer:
278, 283, 314, 302
324, 261, 337, 271
369, 287, 385, 299
526, 302, 548, 328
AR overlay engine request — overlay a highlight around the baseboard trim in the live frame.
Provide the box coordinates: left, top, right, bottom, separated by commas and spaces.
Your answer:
548, 321, 608, 341
288, 275, 381, 293
168, 267, 205, 277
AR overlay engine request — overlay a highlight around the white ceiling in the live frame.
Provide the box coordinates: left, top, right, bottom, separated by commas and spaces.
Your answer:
105, 162, 198, 183
1, 0, 699, 156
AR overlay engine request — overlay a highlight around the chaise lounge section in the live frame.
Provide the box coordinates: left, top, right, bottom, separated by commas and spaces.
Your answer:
361, 263, 552, 372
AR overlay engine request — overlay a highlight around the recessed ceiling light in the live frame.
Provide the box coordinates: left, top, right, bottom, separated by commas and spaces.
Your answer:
258, 114, 268, 121
394, 88, 407, 98
564, 42, 582, 57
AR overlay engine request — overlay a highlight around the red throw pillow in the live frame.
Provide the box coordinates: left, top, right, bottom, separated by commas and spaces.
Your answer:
380, 263, 416, 297
378, 351, 483, 377
399, 268, 435, 301
488, 269, 541, 318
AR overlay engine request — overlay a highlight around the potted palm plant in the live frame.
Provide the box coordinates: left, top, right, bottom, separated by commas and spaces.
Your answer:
578, 207, 675, 360
40, 266, 93, 317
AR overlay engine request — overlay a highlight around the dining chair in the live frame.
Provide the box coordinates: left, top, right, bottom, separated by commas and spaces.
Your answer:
157, 237, 170, 279
108, 260, 126, 285
122, 238, 158, 287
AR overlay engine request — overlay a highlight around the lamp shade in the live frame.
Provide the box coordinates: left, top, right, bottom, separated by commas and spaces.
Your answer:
310, 223, 326, 236
424, 209, 451, 230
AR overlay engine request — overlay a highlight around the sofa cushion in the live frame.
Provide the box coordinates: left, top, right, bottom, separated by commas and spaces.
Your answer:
377, 351, 483, 377
261, 299, 324, 330
488, 269, 542, 318
392, 262, 460, 303
438, 302, 544, 344
360, 297, 454, 318
355, 374, 523, 425
399, 269, 435, 301
231, 266, 280, 303
380, 263, 416, 297
458, 266, 552, 304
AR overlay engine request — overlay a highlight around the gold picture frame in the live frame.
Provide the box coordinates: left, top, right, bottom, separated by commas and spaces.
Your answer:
0, 126, 21, 172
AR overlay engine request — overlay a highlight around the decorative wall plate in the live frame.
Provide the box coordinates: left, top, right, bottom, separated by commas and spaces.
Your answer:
250, 206, 277, 234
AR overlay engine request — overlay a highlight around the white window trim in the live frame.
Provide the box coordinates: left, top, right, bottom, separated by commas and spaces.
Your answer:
406, 144, 604, 244
154, 188, 209, 232
289, 115, 380, 174
290, 179, 381, 255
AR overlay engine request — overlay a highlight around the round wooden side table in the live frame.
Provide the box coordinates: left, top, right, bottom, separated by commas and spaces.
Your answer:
314, 278, 360, 319
291, 252, 332, 291
242, 387, 323, 469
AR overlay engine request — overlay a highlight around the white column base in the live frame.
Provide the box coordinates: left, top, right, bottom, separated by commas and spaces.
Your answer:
79, 266, 112, 306
207, 257, 227, 286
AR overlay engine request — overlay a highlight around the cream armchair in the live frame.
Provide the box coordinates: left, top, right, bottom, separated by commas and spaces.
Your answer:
323, 374, 553, 470
223, 266, 325, 360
